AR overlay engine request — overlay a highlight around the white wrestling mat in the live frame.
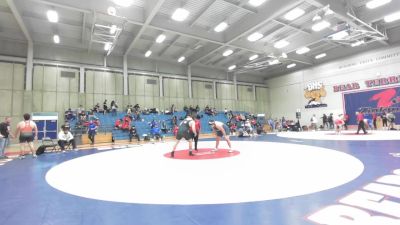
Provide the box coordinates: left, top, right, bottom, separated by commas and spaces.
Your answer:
277, 130, 400, 141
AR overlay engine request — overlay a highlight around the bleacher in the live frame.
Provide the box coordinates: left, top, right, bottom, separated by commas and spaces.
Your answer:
69, 110, 249, 142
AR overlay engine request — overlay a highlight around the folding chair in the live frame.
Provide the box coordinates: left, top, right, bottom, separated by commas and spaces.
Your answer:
41, 137, 58, 152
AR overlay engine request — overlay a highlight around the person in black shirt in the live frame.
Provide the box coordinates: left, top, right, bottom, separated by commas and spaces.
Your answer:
129, 126, 140, 142
0, 117, 14, 158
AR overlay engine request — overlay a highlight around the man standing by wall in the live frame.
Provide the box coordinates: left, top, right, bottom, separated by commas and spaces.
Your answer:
0, 117, 14, 158
356, 111, 367, 134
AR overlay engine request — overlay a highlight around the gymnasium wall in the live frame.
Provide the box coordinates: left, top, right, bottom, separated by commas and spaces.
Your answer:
266, 43, 400, 125
0, 61, 270, 134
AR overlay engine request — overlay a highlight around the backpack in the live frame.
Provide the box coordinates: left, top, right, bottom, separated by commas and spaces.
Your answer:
36, 145, 46, 155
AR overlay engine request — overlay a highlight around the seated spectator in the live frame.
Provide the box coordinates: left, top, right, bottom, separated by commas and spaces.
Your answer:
149, 108, 158, 114
58, 125, 77, 151
65, 108, 75, 121
121, 116, 131, 131
161, 120, 168, 133
149, 119, 158, 128
172, 115, 177, 126
115, 119, 122, 129
195, 105, 200, 112
129, 126, 140, 142
151, 126, 163, 142
133, 103, 140, 112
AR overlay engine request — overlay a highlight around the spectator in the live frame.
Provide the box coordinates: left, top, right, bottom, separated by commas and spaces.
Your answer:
58, 125, 77, 151
310, 114, 318, 131
87, 121, 98, 145
0, 117, 14, 158
129, 126, 140, 142
103, 100, 108, 113
161, 120, 168, 133
343, 113, 349, 130
14, 113, 38, 159
193, 115, 201, 151
111, 101, 118, 116
115, 119, 122, 129
328, 113, 334, 129
356, 111, 367, 134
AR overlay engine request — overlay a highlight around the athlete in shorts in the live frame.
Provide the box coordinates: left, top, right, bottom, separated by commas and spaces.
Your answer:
170, 115, 197, 158
14, 113, 38, 159
209, 120, 233, 153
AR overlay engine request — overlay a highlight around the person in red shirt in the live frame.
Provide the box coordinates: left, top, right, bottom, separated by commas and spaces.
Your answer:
372, 112, 377, 130
193, 115, 201, 151
356, 111, 367, 134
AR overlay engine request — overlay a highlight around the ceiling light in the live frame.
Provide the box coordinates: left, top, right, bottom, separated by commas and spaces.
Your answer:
214, 22, 229, 32
112, 0, 134, 7
315, 53, 326, 59
312, 14, 322, 22
228, 65, 236, 70
145, 50, 152, 57
107, 6, 117, 16
178, 56, 185, 62
324, 9, 334, 15
296, 47, 310, 54
329, 30, 349, 40
248, 0, 267, 7
384, 11, 400, 23
284, 8, 305, 21
366, 0, 392, 9
46, 10, 58, 23
249, 54, 259, 61
53, 35, 60, 44
287, 63, 296, 68
171, 8, 190, 22
281, 53, 287, 58
351, 40, 365, 47
104, 42, 112, 51
109, 25, 117, 34
247, 32, 263, 42
194, 44, 203, 50
269, 59, 280, 65
312, 20, 331, 31
274, 40, 289, 49
156, 34, 166, 43
223, 49, 233, 57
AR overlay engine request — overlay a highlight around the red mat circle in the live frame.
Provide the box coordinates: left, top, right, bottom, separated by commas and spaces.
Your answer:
164, 148, 240, 160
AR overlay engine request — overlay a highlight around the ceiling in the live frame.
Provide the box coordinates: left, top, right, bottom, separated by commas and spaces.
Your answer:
0, 0, 400, 78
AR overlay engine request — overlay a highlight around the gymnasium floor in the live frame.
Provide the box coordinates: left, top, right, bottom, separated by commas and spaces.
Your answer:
0, 131, 400, 225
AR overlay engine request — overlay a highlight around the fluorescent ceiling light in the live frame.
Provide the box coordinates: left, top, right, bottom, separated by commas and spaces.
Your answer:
296, 47, 310, 54
104, 42, 112, 51
274, 40, 289, 49
329, 30, 349, 40
214, 22, 228, 32
287, 63, 296, 68
281, 53, 287, 58
269, 59, 280, 65
249, 54, 259, 61
315, 53, 326, 59
112, 0, 134, 7
156, 34, 166, 43
351, 40, 365, 47
171, 8, 190, 22
248, 0, 266, 7
312, 20, 331, 31
110, 25, 117, 34
223, 49, 233, 57
145, 50, 152, 57
384, 11, 400, 23
53, 35, 60, 44
284, 8, 305, 21
324, 9, 334, 15
366, 0, 391, 9
46, 10, 58, 23
178, 56, 185, 62
107, 6, 116, 16
247, 32, 263, 42
228, 65, 236, 70
312, 14, 322, 21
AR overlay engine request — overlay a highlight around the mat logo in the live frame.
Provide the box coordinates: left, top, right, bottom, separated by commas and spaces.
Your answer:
304, 82, 327, 108
308, 169, 400, 225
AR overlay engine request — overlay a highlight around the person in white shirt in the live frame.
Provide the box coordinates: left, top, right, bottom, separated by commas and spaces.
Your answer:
58, 125, 77, 151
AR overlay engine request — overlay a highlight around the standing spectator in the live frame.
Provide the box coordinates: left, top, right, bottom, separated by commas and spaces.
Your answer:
322, 114, 328, 129
382, 112, 388, 129
14, 113, 38, 159
387, 112, 396, 130
58, 125, 77, 151
328, 113, 334, 129
0, 117, 14, 158
343, 113, 349, 130
103, 100, 108, 113
193, 115, 201, 151
356, 112, 367, 134
372, 112, 377, 130
310, 114, 318, 131
87, 121, 98, 145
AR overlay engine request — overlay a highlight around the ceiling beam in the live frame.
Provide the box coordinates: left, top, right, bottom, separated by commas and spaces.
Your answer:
188, 0, 303, 65
158, 35, 180, 56
82, 13, 86, 43
6, 0, 32, 43
29, 0, 91, 14
219, 0, 257, 14
189, 0, 218, 27
124, 0, 166, 56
